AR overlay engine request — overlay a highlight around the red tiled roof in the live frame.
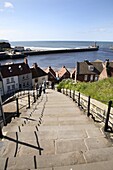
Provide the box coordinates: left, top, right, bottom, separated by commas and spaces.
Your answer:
45, 66, 56, 78
58, 66, 70, 78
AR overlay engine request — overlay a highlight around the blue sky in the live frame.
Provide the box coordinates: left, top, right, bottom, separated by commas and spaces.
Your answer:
0, 0, 113, 41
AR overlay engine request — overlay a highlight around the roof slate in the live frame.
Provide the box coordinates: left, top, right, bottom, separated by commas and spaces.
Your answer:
0, 63, 31, 78
77, 61, 103, 75
30, 67, 47, 78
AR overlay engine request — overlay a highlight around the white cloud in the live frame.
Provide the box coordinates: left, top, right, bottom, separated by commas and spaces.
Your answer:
0, 1, 14, 12
4, 2, 14, 8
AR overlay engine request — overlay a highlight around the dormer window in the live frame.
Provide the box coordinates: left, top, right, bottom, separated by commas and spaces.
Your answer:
8, 66, 12, 72
19, 65, 23, 70
88, 65, 94, 71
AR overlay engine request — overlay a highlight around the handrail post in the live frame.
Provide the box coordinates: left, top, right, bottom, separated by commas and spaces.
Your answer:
70, 89, 71, 98
0, 126, 3, 138
28, 93, 30, 108
66, 88, 67, 96
63, 88, 64, 94
33, 91, 36, 103
0, 99, 6, 126
37, 90, 38, 100
87, 96, 91, 117
16, 98, 19, 117
78, 92, 80, 106
73, 90, 75, 101
104, 100, 112, 132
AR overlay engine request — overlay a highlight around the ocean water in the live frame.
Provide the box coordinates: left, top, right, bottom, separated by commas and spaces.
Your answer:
1, 41, 113, 70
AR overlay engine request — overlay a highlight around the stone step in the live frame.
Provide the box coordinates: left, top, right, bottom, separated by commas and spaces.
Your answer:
84, 147, 113, 163
1, 157, 113, 170
4, 151, 85, 169
54, 159, 113, 170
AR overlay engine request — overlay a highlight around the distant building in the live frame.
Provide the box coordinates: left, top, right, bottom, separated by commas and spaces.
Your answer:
57, 66, 70, 81
14, 46, 24, 52
76, 60, 103, 82
45, 66, 57, 83
0, 41, 11, 51
30, 63, 48, 88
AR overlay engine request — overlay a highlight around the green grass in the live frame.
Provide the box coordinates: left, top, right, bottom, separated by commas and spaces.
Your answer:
57, 78, 113, 105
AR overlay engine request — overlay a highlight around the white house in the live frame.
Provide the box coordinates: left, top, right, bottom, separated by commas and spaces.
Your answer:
0, 58, 32, 95
17, 58, 32, 90
0, 64, 19, 94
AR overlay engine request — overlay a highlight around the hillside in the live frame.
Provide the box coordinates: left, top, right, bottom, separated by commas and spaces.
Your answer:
57, 78, 113, 104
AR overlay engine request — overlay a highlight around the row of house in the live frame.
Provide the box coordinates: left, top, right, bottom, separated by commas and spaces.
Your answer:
0, 58, 74, 96
0, 58, 113, 96
45, 59, 113, 83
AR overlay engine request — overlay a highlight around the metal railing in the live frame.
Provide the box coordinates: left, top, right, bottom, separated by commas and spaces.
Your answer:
61, 88, 113, 133
0, 89, 40, 138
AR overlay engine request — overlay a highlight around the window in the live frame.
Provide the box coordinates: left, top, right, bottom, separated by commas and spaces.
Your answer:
7, 85, 10, 91
84, 75, 88, 81
12, 84, 15, 89
23, 83, 25, 87
88, 65, 94, 71
95, 75, 98, 81
90, 75, 94, 81
11, 77, 14, 82
7, 78, 9, 84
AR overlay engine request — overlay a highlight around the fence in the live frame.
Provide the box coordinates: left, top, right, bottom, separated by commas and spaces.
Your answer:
61, 88, 113, 132
0, 89, 39, 138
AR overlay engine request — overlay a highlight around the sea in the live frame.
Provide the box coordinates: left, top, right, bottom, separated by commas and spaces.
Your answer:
1, 41, 113, 71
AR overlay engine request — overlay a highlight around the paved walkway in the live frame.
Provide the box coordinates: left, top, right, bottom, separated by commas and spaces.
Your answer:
0, 89, 113, 170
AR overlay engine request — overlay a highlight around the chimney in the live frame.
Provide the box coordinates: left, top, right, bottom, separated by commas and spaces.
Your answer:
24, 57, 28, 64
49, 66, 51, 70
33, 63, 38, 69
105, 59, 109, 68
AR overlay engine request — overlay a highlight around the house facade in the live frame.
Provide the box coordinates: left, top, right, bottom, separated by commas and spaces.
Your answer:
0, 58, 32, 94
30, 63, 48, 88
76, 60, 103, 82
18, 59, 32, 90
0, 64, 19, 94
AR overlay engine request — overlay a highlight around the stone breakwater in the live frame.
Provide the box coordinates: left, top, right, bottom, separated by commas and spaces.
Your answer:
23, 46, 99, 56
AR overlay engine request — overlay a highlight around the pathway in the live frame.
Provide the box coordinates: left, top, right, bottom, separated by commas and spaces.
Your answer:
0, 89, 113, 170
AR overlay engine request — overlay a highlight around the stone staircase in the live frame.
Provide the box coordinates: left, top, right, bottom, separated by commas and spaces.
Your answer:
0, 89, 113, 170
